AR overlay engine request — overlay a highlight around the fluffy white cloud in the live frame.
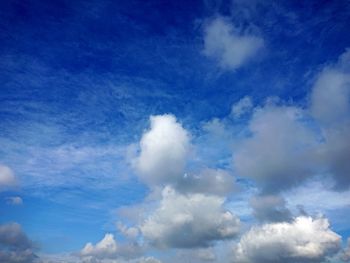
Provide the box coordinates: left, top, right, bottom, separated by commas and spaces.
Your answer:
232, 216, 341, 263
81, 234, 118, 258
140, 186, 240, 248
233, 105, 317, 193
0, 165, 17, 190
203, 17, 264, 70
133, 114, 190, 186
80, 233, 141, 260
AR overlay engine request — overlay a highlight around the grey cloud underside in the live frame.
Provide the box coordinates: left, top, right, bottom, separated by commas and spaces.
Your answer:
175, 168, 235, 196
233, 105, 317, 193
250, 195, 292, 223
140, 187, 240, 248
0, 223, 40, 263
233, 49, 350, 193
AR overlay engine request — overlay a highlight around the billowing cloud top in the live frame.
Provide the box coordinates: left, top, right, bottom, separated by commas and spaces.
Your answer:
141, 186, 240, 248
134, 114, 190, 186
232, 216, 341, 263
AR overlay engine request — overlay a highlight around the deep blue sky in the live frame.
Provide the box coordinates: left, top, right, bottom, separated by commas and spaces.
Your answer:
1, 0, 350, 262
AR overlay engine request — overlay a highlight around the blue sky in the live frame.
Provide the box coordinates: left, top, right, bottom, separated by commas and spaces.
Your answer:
1, 0, 350, 262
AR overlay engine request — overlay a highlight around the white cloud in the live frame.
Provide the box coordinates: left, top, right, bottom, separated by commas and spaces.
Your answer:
232, 216, 341, 263
81, 234, 118, 258
233, 105, 317, 193
80, 233, 142, 260
231, 96, 253, 118
140, 186, 240, 248
6, 196, 23, 205
203, 17, 264, 70
133, 114, 190, 186
0, 165, 17, 190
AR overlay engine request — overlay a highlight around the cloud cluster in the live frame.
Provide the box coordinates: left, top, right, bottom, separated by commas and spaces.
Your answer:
140, 186, 240, 248
232, 216, 341, 263
203, 17, 264, 70
0, 222, 40, 263
77, 46, 350, 262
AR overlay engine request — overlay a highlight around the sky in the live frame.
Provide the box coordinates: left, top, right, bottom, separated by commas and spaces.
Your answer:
0, 0, 350, 262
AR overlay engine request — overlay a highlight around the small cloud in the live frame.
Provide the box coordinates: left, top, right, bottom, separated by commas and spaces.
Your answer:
203, 16, 264, 70
231, 96, 253, 118
0, 165, 17, 191
6, 196, 23, 206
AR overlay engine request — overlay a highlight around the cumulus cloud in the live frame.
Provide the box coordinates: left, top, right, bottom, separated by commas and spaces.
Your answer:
140, 186, 240, 248
232, 216, 341, 263
310, 49, 350, 190
6, 196, 23, 205
133, 115, 235, 196
203, 17, 264, 70
0, 165, 17, 190
233, 105, 317, 193
231, 96, 253, 118
133, 114, 190, 186
0, 222, 39, 263
250, 195, 292, 223
80, 233, 142, 260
